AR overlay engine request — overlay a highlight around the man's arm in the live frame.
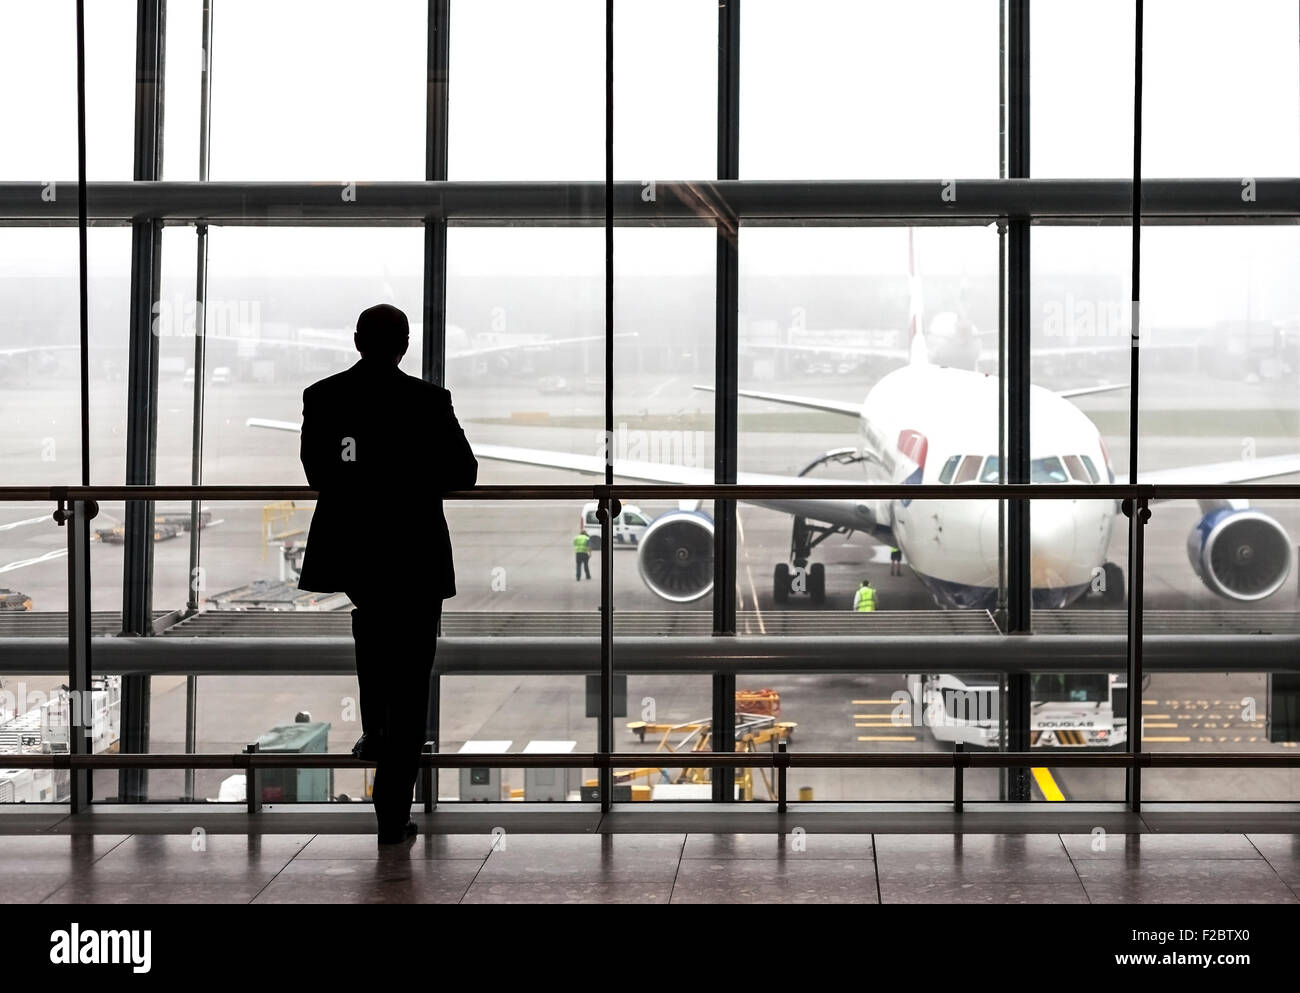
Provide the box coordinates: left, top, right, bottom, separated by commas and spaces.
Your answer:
299, 386, 333, 491
441, 392, 478, 491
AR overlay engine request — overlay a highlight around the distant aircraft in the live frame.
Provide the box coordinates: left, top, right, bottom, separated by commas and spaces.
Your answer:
250, 234, 1300, 609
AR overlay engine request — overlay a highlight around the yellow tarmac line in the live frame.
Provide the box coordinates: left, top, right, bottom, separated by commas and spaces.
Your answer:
857, 735, 916, 742
1031, 767, 1065, 802
1142, 736, 1191, 743
855, 722, 899, 728
854, 713, 895, 719
852, 699, 897, 705
1142, 699, 1158, 705
1142, 722, 1178, 728
1143, 714, 1170, 720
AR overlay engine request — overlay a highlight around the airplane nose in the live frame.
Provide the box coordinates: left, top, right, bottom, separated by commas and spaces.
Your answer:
1030, 500, 1078, 589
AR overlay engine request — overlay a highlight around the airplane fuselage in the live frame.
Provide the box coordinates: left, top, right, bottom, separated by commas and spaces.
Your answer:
850, 364, 1117, 609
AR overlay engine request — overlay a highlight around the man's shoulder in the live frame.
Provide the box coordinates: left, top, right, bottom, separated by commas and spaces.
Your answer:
303, 367, 357, 399
400, 374, 451, 404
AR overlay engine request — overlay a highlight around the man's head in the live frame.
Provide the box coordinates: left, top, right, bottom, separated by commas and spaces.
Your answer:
354, 304, 409, 362
861, 578, 870, 587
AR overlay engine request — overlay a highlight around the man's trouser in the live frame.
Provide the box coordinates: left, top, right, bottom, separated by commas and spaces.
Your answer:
576, 552, 590, 579
348, 588, 439, 835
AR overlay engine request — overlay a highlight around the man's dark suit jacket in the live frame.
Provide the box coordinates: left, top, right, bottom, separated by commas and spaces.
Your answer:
296, 358, 478, 598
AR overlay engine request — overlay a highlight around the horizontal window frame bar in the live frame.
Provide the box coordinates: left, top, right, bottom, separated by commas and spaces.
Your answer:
4, 483, 1299, 502
2, 634, 1296, 675
0, 750, 1293, 771
1, 179, 1298, 224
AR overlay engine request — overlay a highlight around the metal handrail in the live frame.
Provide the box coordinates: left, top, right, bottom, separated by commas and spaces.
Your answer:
4, 751, 1298, 771
2, 481, 1298, 502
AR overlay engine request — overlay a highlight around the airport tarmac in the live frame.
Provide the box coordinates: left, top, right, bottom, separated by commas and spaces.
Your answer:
1, 367, 1297, 805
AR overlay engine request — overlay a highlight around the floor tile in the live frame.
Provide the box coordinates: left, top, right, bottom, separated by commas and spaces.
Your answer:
252, 859, 481, 904
295, 833, 494, 860
1061, 832, 1261, 860
874, 833, 1076, 883
670, 859, 878, 904
1076, 858, 1299, 904
462, 881, 672, 904
475, 833, 684, 883
879, 879, 1089, 904
682, 832, 874, 860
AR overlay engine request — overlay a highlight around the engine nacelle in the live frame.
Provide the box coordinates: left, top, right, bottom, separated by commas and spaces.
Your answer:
1186, 507, 1294, 601
637, 510, 714, 603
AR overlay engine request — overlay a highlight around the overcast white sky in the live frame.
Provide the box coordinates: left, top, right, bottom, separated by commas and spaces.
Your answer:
0, 0, 1297, 309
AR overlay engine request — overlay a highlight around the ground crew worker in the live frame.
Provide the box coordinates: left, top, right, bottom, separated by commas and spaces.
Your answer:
853, 578, 876, 612
889, 545, 903, 576
574, 529, 592, 580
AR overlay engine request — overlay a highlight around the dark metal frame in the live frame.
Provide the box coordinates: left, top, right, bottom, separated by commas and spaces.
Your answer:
16, 1, 1299, 816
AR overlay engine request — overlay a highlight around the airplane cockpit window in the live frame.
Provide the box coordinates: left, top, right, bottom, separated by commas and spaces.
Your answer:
1078, 454, 1101, 483
953, 455, 982, 484
1030, 456, 1069, 483
1063, 454, 1090, 483
938, 454, 961, 484
979, 455, 1001, 483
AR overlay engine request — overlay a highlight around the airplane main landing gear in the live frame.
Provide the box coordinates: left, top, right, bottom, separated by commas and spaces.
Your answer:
773, 516, 842, 606
1101, 561, 1125, 605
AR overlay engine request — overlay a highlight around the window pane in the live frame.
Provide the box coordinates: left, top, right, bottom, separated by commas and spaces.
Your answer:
450, 0, 603, 179
742, 0, 999, 178
209, 0, 426, 179
0, 0, 136, 180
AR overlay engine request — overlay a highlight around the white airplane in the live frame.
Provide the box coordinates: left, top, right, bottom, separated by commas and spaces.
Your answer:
248, 238, 1300, 610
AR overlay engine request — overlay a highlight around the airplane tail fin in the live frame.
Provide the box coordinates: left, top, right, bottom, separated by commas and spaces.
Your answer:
907, 228, 930, 366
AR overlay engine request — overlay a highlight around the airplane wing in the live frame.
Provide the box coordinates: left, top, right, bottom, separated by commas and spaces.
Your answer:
212, 331, 634, 361
692, 384, 861, 417
749, 340, 910, 363
0, 345, 79, 358
1140, 453, 1300, 487
245, 417, 888, 536
1055, 382, 1129, 399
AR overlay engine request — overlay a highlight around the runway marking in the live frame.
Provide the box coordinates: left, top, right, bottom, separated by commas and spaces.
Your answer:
1142, 722, 1178, 728
1143, 714, 1170, 720
854, 721, 898, 728
1031, 767, 1065, 802
857, 735, 915, 742
744, 564, 766, 634
0, 548, 68, 574
852, 699, 897, 705
854, 713, 895, 720
1142, 699, 1158, 705
0, 515, 50, 532
1142, 736, 1191, 743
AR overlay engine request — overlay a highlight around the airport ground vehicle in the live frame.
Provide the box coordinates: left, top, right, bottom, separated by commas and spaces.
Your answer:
905, 671, 1128, 748
581, 502, 653, 548
0, 676, 121, 802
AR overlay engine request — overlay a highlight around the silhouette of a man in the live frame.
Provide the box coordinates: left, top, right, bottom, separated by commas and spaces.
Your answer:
297, 303, 477, 844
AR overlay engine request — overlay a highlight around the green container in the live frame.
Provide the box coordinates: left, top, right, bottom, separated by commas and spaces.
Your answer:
257, 721, 332, 803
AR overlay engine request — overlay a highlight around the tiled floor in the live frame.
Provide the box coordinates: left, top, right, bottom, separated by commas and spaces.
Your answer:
2, 831, 1298, 904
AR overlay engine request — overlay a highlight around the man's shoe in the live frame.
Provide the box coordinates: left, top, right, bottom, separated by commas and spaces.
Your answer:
351, 733, 382, 762
377, 820, 418, 845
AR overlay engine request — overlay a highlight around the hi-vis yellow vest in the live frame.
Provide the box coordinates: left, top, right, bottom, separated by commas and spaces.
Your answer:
854, 585, 876, 611
574, 533, 591, 554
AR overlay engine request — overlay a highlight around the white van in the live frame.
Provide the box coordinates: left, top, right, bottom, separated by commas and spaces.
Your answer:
580, 502, 653, 548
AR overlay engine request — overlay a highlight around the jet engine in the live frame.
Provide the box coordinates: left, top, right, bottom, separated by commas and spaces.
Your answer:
637, 510, 714, 603
1186, 507, 1294, 601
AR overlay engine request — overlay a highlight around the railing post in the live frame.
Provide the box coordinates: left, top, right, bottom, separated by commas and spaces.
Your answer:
245, 742, 261, 814
953, 742, 965, 813
421, 740, 435, 814
777, 740, 788, 813
57, 496, 97, 813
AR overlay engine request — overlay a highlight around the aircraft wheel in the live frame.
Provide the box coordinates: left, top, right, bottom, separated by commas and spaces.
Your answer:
773, 563, 790, 604
808, 562, 826, 604
1102, 561, 1125, 605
